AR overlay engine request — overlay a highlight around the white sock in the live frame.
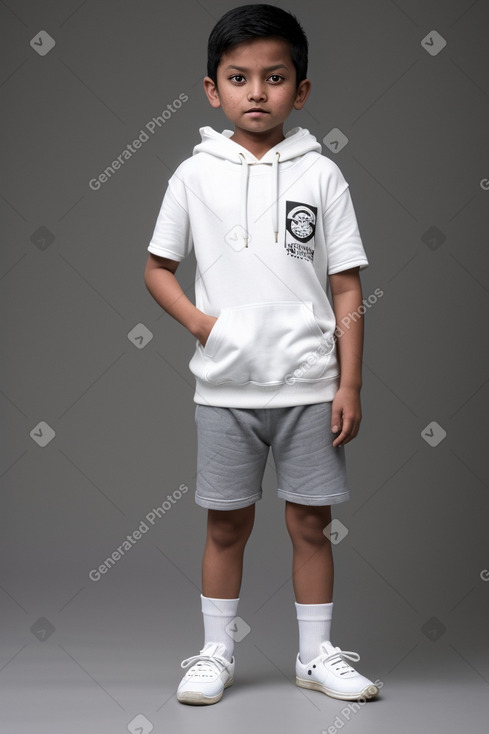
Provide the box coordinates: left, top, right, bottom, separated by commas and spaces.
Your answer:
201, 594, 240, 662
295, 601, 333, 664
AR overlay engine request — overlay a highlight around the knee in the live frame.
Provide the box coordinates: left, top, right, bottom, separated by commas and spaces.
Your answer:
286, 504, 331, 547
207, 507, 254, 550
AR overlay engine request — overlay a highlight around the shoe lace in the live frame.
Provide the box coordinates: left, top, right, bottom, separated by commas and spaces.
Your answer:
319, 644, 361, 676
180, 650, 232, 676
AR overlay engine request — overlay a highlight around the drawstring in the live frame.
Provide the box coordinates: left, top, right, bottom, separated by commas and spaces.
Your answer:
271, 152, 280, 243
238, 151, 280, 248
238, 153, 249, 247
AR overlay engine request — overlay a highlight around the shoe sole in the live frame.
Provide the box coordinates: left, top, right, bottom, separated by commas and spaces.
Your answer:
296, 677, 379, 701
177, 678, 234, 705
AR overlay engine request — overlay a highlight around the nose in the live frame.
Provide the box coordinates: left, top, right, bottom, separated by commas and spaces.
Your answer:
248, 79, 267, 102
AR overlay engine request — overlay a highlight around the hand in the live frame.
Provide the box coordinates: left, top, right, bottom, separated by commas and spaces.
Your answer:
196, 313, 218, 347
331, 386, 362, 447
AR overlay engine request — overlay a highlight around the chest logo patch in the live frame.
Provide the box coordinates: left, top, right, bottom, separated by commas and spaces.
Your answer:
285, 201, 318, 262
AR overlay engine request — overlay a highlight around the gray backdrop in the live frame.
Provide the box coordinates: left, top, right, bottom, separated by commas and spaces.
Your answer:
2, 0, 488, 732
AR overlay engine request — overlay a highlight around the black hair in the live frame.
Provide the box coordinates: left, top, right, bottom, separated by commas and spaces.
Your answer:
207, 4, 308, 87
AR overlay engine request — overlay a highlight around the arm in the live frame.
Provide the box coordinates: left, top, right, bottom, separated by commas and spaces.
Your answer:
144, 253, 217, 346
328, 266, 364, 447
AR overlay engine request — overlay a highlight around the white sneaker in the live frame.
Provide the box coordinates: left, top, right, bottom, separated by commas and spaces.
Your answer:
296, 641, 379, 701
177, 642, 235, 705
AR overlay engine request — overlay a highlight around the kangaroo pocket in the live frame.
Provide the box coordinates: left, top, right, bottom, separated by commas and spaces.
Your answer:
189, 301, 336, 386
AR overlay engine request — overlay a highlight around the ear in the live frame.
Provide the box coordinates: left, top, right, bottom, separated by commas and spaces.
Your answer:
293, 78, 312, 110
203, 76, 221, 109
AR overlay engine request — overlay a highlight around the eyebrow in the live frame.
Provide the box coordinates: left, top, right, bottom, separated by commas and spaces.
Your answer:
224, 64, 289, 72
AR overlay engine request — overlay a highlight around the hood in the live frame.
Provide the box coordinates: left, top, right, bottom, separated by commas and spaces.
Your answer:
193, 125, 321, 163
193, 126, 322, 246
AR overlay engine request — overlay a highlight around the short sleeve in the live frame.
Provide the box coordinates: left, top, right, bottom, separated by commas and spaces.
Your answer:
324, 187, 368, 275
147, 173, 193, 262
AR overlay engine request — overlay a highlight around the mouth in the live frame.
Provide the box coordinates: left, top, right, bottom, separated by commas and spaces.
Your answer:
245, 108, 269, 115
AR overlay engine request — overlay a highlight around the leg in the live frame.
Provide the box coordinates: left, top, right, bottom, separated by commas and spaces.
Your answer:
202, 504, 255, 598
177, 505, 255, 705
286, 502, 379, 700
285, 501, 333, 604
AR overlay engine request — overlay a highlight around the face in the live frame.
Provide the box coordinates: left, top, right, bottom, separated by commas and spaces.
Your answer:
204, 37, 311, 147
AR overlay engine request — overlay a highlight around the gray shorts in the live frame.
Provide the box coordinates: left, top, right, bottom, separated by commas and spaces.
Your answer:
194, 402, 350, 510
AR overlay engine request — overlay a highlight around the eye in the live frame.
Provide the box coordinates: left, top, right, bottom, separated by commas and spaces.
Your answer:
230, 74, 245, 83
268, 74, 284, 83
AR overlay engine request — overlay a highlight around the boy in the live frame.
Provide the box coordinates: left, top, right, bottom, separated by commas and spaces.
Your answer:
144, 4, 380, 706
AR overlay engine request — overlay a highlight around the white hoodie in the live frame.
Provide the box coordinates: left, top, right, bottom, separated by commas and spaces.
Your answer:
148, 126, 368, 408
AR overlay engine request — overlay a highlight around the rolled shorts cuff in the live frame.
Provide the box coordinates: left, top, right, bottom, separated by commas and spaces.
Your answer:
277, 487, 350, 506
195, 491, 262, 511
